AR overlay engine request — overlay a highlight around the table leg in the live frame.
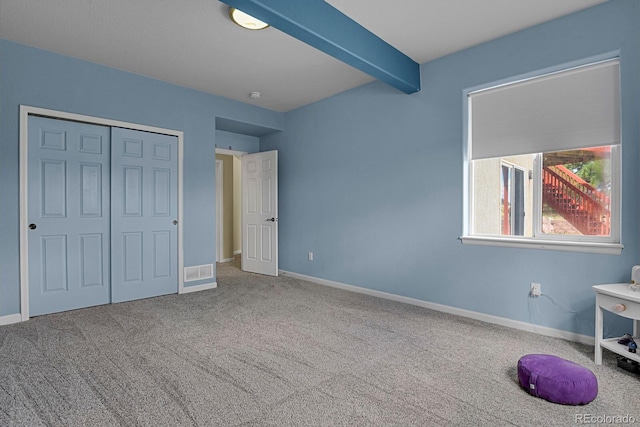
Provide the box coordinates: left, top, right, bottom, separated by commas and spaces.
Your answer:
595, 302, 603, 365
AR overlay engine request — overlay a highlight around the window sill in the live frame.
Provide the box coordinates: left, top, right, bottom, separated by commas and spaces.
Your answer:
460, 235, 623, 255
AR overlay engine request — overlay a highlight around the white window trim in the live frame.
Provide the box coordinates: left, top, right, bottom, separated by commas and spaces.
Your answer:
460, 235, 623, 255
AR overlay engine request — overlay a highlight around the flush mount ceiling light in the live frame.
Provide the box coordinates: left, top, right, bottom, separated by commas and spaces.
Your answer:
229, 7, 269, 30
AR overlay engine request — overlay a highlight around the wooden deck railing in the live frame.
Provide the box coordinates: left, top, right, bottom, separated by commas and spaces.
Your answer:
542, 165, 610, 235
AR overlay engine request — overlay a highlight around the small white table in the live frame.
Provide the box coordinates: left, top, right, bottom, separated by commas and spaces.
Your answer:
593, 283, 640, 365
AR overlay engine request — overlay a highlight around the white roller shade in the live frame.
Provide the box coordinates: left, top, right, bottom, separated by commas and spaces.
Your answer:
470, 59, 620, 160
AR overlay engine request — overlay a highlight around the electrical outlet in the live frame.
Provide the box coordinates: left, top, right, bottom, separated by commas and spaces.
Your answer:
308, 252, 314, 261
530, 283, 542, 297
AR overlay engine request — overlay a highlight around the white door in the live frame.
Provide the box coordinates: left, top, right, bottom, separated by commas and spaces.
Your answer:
241, 151, 278, 276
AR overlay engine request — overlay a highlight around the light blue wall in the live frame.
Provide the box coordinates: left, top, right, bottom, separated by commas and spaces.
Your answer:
262, 0, 640, 337
215, 130, 259, 154
0, 39, 283, 316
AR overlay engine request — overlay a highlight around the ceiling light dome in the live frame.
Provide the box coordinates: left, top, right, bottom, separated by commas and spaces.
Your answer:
229, 8, 269, 30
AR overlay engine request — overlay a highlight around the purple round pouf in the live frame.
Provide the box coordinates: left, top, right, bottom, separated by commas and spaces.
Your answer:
517, 354, 598, 405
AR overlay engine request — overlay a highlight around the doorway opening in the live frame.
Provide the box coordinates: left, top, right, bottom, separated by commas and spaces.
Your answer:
215, 149, 245, 264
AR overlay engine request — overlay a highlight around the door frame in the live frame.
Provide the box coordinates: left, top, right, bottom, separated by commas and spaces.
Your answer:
19, 105, 185, 321
215, 159, 223, 263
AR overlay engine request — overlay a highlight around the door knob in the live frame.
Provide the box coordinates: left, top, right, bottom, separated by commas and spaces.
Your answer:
29, 223, 37, 230
265, 218, 278, 222
172, 219, 178, 225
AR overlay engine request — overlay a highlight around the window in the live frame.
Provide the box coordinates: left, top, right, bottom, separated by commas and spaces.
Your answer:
463, 59, 622, 254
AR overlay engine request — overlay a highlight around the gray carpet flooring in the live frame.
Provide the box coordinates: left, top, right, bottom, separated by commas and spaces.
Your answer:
1, 258, 638, 426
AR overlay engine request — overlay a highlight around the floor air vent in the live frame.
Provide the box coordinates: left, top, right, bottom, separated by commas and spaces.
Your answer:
184, 264, 214, 282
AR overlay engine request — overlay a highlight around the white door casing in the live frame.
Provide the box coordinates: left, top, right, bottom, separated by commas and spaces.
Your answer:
241, 150, 278, 276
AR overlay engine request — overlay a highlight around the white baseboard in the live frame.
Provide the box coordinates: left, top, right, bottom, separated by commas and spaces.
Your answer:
280, 270, 594, 346
0, 313, 23, 326
181, 282, 218, 294
220, 258, 235, 263
233, 250, 242, 255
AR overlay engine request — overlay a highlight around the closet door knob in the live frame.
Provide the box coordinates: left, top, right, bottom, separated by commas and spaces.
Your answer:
172, 219, 178, 225
29, 223, 37, 230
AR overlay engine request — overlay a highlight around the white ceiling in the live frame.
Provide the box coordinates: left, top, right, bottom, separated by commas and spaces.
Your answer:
0, 0, 607, 112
